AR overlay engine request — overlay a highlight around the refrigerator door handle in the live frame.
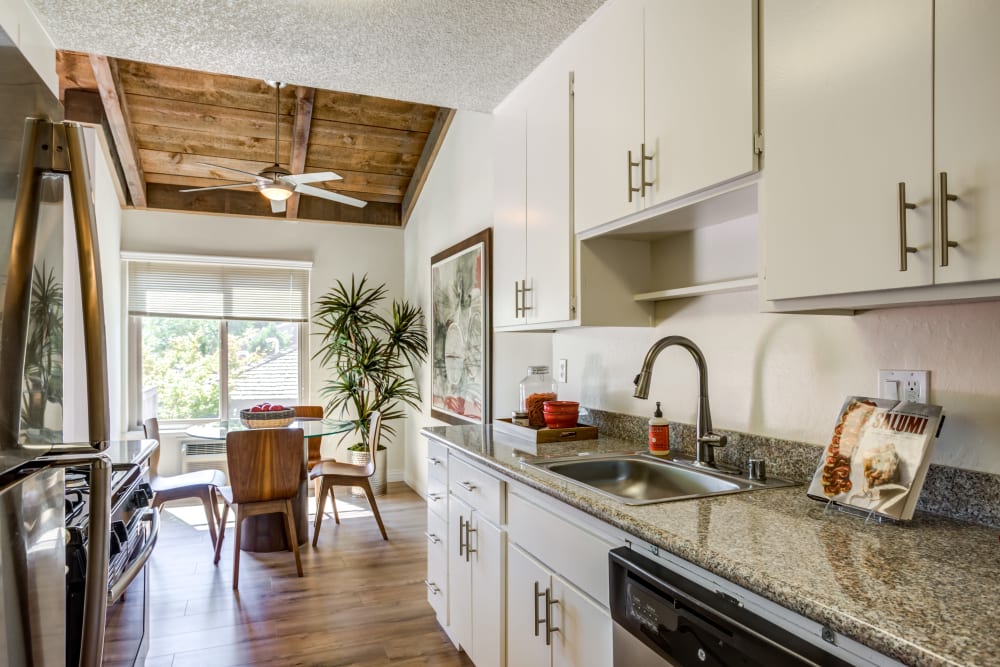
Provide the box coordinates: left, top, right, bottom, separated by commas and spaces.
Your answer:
63, 123, 110, 444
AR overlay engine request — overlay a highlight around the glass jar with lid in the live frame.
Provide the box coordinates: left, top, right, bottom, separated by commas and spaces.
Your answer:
519, 365, 558, 427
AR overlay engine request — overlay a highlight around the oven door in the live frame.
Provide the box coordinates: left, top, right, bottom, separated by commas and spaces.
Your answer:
102, 509, 158, 667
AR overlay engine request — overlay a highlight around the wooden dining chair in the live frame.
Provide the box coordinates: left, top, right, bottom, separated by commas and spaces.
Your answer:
213, 427, 305, 589
309, 411, 387, 546
292, 405, 325, 498
143, 418, 225, 549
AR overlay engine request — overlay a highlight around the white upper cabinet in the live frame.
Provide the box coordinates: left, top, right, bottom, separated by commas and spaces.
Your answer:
493, 98, 528, 328
933, 0, 1000, 285
762, 0, 1000, 306
493, 37, 576, 330
643, 0, 758, 209
573, 0, 645, 233
761, 0, 934, 301
575, 0, 759, 235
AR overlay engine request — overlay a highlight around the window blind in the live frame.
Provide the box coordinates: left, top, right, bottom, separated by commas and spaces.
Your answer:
126, 258, 310, 322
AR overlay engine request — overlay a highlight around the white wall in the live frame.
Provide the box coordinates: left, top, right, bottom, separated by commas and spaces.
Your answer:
403, 111, 552, 493
554, 292, 1000, 474
120, 209, 407, 475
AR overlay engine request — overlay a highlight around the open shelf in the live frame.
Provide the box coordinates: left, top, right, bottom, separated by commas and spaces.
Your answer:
633, 276, 758, 302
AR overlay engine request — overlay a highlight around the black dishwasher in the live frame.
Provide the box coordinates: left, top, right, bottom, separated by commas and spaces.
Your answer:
609, 547, 852, 667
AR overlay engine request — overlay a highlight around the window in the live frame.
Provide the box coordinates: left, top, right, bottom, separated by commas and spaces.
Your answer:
125, 254, 311, 425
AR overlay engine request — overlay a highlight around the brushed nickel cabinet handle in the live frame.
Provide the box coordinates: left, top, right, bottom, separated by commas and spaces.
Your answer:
457, 515, 466, 557
534, 581, 545, 637
545, 588, 561, 645
627, 150, 640, 202
458, 480, 477, 492
426, 456, 442, 466
514, 280, 521, 318
898, 182, 918, 271
640, 143, 654, 196
425, 531, 441, 544
464, 520, 477, 562
939, 172, 960, 267
520, 279, 532, 313
424, 580, 441, 596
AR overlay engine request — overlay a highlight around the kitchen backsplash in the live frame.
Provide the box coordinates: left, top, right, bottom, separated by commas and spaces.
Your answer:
583, 407, 1000, 529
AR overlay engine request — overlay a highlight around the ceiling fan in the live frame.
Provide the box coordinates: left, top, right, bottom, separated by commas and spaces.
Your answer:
180, 81, 367, 214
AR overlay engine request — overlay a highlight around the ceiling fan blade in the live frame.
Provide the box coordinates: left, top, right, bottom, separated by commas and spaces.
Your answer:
295, 184, 368, 208
284, 171, 343, 185
179, 182, 258, 193
196, 162, 267, 181
270, 198, 287, 214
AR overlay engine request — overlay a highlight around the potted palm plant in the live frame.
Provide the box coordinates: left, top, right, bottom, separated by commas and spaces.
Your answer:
313, 274, 428, 494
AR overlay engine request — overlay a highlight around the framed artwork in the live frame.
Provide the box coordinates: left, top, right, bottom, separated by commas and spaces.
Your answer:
430, 228, 492, 425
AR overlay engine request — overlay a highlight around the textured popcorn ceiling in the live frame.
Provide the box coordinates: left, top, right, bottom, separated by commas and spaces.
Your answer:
29, 0, 606, 111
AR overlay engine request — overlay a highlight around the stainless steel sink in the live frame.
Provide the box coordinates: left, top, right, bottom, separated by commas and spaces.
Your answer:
524, 453, 795, 505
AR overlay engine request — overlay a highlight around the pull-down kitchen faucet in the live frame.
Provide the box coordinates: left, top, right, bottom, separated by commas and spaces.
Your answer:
633, 336, 727, 467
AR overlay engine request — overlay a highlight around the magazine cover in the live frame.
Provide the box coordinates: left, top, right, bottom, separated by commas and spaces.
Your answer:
807, 396, 944, 520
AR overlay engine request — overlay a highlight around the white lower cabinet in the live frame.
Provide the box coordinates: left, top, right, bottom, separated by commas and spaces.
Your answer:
507, 543, 612, 667
448, 494, 505, 667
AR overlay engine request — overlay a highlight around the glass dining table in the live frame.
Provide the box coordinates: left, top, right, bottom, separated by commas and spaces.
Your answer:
185, 418, 355, 552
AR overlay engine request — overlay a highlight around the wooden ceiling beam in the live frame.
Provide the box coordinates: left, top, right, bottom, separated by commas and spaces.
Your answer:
286, 86, 315, 219
401, 108, 456, 227
89, 54, 147, 207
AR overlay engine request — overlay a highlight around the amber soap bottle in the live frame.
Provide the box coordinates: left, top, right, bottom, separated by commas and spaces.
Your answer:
648, 401, 669, 456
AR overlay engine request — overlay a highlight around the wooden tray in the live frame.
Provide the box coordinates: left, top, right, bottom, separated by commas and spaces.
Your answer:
493, 418, 598, 444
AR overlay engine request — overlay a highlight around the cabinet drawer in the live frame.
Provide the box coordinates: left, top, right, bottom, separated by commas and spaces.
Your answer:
427, 475, 448, 521
508, 491, 616, 607
426, 439, 449, 484
426, 509, 448, 620
449, 455, 505, 525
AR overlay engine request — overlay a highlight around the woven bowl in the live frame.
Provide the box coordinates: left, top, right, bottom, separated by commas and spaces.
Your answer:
240, 408, 295, 429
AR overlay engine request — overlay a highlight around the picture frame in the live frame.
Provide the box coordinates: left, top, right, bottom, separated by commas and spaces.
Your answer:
430, 228, 492, 425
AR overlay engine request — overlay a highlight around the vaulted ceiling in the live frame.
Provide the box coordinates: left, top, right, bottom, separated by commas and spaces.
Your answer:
57, 51, 453, 226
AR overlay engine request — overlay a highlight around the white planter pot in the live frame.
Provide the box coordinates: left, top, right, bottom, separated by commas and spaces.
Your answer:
348, 448, 387, 496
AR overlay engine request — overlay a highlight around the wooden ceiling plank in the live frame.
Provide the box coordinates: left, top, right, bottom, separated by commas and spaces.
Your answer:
286, 86, 316, 219
90, 54, 147, 207
57, 50, 98, 101
134, 128, 419, 178
127, 95, 429, 153
401, 108, 456, 227
146, 183, 400, 226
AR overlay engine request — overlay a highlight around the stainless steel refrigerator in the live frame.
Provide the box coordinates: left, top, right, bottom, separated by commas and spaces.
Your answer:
1, 26, 114, 667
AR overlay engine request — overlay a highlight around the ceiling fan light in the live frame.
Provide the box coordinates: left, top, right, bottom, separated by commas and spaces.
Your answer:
259, 182, 294, 201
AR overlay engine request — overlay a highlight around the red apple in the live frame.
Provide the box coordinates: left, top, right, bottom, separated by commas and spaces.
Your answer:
250, 405, 263, 413
269, 404, 284, 411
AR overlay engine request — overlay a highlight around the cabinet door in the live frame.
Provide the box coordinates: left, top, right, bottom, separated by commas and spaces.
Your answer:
448, 495, 473, 653
573, 0, 644, 234
507, 544, 552, 667
493, 98, 528, 327
643, 0, 757, 208
469, 515, 505, 667
426, 509, 449, 625
761, 0, 934, 301
934, 0, 1000, 284
550, 576, 612, 667
524, 51, 574, 325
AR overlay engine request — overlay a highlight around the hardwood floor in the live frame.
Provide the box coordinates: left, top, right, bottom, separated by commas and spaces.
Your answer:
145, 483, 472, 666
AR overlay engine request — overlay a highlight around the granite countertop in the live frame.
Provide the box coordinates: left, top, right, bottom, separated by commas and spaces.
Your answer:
421, 424, 1000, 667
105, 438, 158, 467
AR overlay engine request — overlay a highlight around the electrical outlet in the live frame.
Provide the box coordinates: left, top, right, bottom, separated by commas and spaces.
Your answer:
557, 358, 568, 383
877, 370, 930, 403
